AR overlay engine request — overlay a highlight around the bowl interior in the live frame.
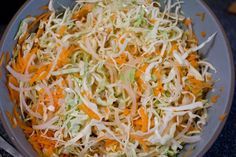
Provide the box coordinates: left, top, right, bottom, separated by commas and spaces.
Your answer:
0, 0, 234, 156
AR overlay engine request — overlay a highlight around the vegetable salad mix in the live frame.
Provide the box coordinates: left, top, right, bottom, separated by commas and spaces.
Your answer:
6, 0, 217, 156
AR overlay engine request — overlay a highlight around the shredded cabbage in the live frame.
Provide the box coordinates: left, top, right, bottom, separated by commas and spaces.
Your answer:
6, 0, 216, 156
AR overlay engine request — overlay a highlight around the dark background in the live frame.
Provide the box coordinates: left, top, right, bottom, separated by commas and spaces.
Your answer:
0, 0, 236, 156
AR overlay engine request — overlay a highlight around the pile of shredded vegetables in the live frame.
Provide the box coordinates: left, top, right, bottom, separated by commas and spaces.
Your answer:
6, 0, 217, 156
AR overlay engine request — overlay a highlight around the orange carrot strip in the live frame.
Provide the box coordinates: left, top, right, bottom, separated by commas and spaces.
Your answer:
135, 63, 149, 78
201, 31, 206, 38
12, 47, 38, 74
135, 63, 149, 93
104, 139, 119, 148
138, 106, 148, 132
211, 95, 219, 103
171, 42, 178, 53
133, 118, 143, 126
57, 46, 79, 68
184, 18, 192, 26
29, 63, 51, 84
149, 18, 156, 24
36, 28, 44, 38
28, 12, 51, 30
130, 134, 149, 152
18, 32, 29, 45
73, 4, 94, 20
115, 53, 128, 65
78, 104, 101, 120
57, 25, 67, 37
153, 68, 163, 96
123, 108, 130, 116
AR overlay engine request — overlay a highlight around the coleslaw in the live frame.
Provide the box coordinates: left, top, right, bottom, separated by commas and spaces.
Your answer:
6, 0, 216, 156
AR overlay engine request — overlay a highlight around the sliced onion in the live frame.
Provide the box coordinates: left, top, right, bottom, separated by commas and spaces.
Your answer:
20, 92, 42, 119
6, 65, 32, 82
9, 82, 33, 92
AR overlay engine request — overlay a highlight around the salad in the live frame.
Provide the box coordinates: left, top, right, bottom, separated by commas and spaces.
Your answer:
6, 0, 217, 156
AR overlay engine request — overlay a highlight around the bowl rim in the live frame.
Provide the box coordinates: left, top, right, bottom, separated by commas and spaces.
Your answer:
0, 0, 235, 157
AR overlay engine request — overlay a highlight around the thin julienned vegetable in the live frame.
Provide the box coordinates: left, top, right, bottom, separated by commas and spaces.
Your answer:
6, 0, 217, 156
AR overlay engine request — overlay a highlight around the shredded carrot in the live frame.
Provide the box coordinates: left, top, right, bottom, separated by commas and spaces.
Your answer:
211, 95, 219, 104
135, 64, 149, 93
153, 84, 162, 96
187, 53, 199, 68
137, 78, 147, 93
28, 12, 51, 31
206, 75, 212, 81
133, 118, 143, 126
12, 47, 38, 74
115, 53, 128, 65
149, 18, 156, 24
18, 32, 29, 45
170, 42, 178, 53
130, 134, 149, 152
36, 28, 44, 38
78, 103, 101, 120
135, 63, 149, 78
184, 18, 192, 26
73, 4, 94, 20
150, 117, 155, 128
52, 86, 65, 110
201, 31, 206, 38
12, 53, 23, 73
219, 113, 227, 122
185, 76, 212, 96
104, 106, 110, 114
153, 68, 163, 96
57, 25, 67, 37
123, 108, 130, 116
28, 131, 56, 156
29, 63, 52, 85
155, 49, 161, 55
126, 45, 138, 55
57, 46, 79, 68
104, 139, 119, 150
138, 106, 148, 132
